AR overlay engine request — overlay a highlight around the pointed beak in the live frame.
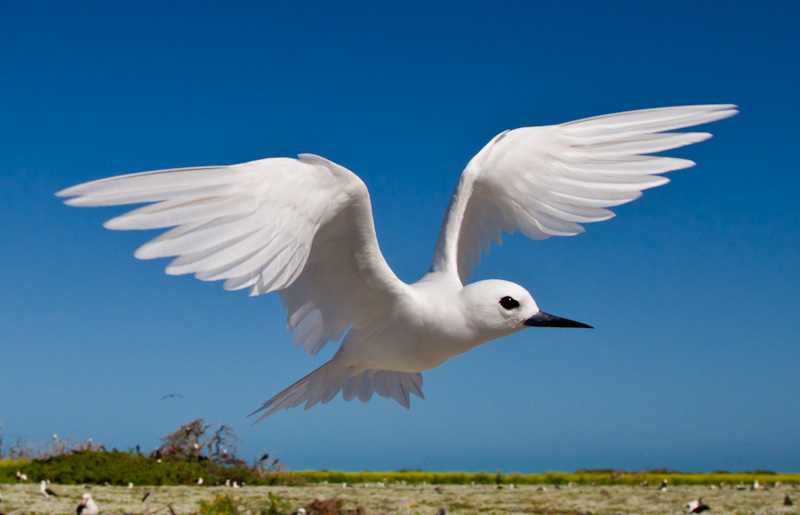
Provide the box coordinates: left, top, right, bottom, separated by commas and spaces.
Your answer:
524, 311, 592, 329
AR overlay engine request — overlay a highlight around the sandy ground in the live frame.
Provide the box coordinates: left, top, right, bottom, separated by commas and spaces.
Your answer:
0, 482, 797, 514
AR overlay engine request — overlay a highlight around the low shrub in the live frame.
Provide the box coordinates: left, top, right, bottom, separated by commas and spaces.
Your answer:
198, 492, 291, 515
4, 450, 304, 486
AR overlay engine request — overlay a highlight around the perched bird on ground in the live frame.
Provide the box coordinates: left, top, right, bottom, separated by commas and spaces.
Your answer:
58, 105, 737, 419
785, 494, 793, 506
686, 497, 710, 513
659, 479, 669, 491
77, 493, 99, 515
40, 480, 59, 499
197, 477, 203, 485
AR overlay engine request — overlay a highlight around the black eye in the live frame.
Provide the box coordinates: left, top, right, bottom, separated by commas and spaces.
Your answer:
499, 296, 519, 310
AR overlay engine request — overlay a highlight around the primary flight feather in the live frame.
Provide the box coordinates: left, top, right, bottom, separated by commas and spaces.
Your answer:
57, 104, 737, 420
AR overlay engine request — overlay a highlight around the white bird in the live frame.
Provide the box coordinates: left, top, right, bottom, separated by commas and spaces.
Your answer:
197, 477, 204, 485
57, 104, 737, 419
686, 497, 710, 513
40, 480, 59, 499
77, 493, 99, 515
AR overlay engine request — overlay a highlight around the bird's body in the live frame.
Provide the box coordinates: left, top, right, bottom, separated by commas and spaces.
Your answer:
686, 497, 710, 513
58, 104, 737, 419
77, 493, 99, 515
40, 481, 58, 499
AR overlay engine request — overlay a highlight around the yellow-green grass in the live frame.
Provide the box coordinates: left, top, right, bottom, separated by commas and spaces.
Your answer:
294, 469, 800, 486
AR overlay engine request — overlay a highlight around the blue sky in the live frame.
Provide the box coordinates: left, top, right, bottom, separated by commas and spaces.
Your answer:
1, 1, 798, 473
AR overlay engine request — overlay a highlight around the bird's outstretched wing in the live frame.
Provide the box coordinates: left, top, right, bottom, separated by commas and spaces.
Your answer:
430, 104, 738, 284
57, 154, 405, 356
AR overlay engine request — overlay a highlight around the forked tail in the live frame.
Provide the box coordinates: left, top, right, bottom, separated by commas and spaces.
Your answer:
250, 359, 426, 422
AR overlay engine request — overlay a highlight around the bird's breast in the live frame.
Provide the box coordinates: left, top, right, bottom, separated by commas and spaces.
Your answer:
339, 296, 484, 373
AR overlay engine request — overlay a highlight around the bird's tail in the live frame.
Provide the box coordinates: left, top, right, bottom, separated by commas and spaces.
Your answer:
250, 359, 425, 422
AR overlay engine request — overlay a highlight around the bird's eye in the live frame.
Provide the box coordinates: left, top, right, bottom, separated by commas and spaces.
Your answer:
499, 296, 519, 309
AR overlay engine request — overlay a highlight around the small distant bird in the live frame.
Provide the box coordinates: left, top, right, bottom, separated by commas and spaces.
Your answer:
53, 434, 58, 440
225, 479, 230, 487
77, 493, 99, 515
259, 453, 270, 461
659, 479, 668, 491
16, 471, 27, 482
232, 481, 240, 489
785, 494, 793, 506
686, 498, 710, 513
197, 477, 203, 485
434, 486, 443, 494
161, 393, 183, 400
58, 105, 737, 420
752, 480, 761, 490
434, 509, 446, 515
128, 482, 134, 488
141, 490, 151, 503
40, 481, 59, 500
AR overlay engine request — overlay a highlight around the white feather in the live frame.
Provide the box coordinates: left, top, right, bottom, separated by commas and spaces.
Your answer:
430, 104, 738, 283
58, 104, 736, 419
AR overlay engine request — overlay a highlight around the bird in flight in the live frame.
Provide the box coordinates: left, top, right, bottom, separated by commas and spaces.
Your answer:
58, 104, 737, 420
160, 393, 184, 400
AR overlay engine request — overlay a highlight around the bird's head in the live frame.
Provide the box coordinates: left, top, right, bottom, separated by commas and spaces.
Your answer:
460, 279, 591, 339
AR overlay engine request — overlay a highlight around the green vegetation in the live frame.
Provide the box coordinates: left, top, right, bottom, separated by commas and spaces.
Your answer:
2, 419, 797, 490
199, 492, 291, 515
2, 451, 798, 487
292, 469, 800, 487
0, 450, 301, 486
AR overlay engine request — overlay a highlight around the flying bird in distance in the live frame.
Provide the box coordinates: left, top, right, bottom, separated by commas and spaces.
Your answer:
161, 393, 184, 400
58, 104, 737, 420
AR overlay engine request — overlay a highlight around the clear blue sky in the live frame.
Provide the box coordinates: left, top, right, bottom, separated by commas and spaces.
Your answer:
2, 1, 798, 473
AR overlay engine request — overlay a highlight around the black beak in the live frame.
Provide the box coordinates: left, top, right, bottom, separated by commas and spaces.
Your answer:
524, 311, 592, 329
